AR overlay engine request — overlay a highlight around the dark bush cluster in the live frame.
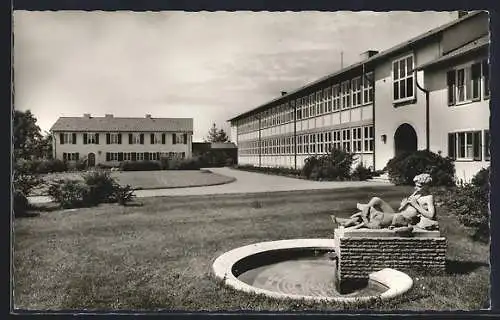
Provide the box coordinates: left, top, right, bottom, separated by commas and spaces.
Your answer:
235, 164, 301, 177
302, 149, 355, 181
47, 169, 135, 208
385, 150, 455, 186
82, 170, 118, 205
351, 163, 375, 181
441, 167, 490, 242
31, 159, 68, 174
96, 163, 115, 169
67, 160, 87, 171
47, 179, 90, 209
119, 158, 203, 171
13, 160, 43, 217
161, 157, 203, 170
120, 160, 162, 171
16, 158, 68, 174
198, 150, 235, 167
471, 167, 490, 193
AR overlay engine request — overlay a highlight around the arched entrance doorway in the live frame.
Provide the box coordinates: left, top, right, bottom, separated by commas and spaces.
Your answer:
394, 123, 417, 156
87, 152, 96, 167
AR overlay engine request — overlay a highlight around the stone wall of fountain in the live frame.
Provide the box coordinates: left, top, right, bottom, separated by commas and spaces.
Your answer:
333, 227, 446, 293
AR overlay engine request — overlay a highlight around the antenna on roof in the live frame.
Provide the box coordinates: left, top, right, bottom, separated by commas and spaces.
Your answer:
340, 51, 344, 69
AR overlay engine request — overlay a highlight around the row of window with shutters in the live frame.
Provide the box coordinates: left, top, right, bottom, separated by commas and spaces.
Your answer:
62, 151, 186, 162
239, 125, 374, 156
105, 151, 186, 162
59, 132, 188, 145
448, 129, 490, 161
237, 72, 374, 134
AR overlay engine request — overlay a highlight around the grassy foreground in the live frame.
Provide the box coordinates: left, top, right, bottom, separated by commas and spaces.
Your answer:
13, 186, 489, 311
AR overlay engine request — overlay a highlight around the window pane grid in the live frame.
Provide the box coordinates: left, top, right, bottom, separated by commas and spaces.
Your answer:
393, 55, 414, 101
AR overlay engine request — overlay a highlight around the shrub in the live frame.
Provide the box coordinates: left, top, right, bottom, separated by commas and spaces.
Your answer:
13, 190, 29, 217
46, 169, 137, 208
82, 170, 117, 205
385, 150, 455, 186
113, 185, 136, 206
47, 179, 90, 208
159, 158, 173, 170
120, 160, 161, 171
441, 168, 490, 242
351, 163, 374, 181
160, 157, 202, 170
13, 173, 42, 196
225, 158, 234, 167
178, 157, 202, 170
301, 156, 319, 179
96, 163, 114, 169
472, 167, 490, 192
443, 184, 489, 242
15, 159, 41, 174
67, 160, 87, 171
36, 159, 68, 174
302, 149, 354, 181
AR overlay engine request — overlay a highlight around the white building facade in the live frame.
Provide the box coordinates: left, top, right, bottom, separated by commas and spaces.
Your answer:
50, 114, 193, 166
228, 11, 490, 182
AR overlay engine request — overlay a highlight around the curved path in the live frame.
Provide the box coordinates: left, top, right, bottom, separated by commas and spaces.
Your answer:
28, 167, 391, 204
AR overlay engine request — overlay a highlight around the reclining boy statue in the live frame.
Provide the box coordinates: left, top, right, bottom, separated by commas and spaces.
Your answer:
332, 173, 439, 233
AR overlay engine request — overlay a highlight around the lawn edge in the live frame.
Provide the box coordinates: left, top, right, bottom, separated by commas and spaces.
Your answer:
31, 170, 237, 195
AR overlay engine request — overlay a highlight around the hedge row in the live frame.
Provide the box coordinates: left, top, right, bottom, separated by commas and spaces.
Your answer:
235, 149, 374, 181
16, 159, 69, 174
15, 156, 223, 173
119, 157, 203, 171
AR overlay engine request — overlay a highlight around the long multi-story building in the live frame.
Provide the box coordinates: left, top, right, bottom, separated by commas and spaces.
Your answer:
228, 11, 490, 182
50, 114, 193, 166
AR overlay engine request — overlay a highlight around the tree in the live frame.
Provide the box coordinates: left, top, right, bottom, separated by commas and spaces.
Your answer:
34, 131, 53, 159
13, 110, 43, 160
205, 123, 230, 143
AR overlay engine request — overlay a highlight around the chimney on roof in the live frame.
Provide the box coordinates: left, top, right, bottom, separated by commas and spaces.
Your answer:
145, 114, 152, 119
105, 114, 113, 118
458, 11, 469, 18
281, 91, 287, 96
83, 113, 91, 119
359, 50, 379, 61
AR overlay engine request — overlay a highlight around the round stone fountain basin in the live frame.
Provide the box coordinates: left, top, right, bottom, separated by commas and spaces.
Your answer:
213, 239, 413, 304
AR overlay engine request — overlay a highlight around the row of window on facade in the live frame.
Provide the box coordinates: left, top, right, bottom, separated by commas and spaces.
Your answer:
392, 55, 490, 104
237, 56, 490, 135
239, 125, 374, 156
62, 151, 186, 162
59, 132, 189, 145
446, 59, 490, 106
448, 129, 490, 161
237, 72, 374, 134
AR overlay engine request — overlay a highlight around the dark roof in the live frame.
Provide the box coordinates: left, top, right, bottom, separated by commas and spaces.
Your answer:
227, 11, 485, 122
211, 142, 237, 149
416, 34, 489, 70
50, 116, 193, 132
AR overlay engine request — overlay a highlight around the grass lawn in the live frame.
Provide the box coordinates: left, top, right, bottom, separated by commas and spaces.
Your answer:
30, 170, 235, 196
13, 186, 489, 311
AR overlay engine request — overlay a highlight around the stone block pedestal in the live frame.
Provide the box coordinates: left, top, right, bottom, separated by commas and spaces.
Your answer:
333, 226, 446, 293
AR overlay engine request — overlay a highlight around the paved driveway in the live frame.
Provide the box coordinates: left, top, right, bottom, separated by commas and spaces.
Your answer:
28, 167, 391, 204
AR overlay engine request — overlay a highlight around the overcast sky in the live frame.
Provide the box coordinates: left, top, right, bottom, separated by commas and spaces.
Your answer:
13, 11, 458, 141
